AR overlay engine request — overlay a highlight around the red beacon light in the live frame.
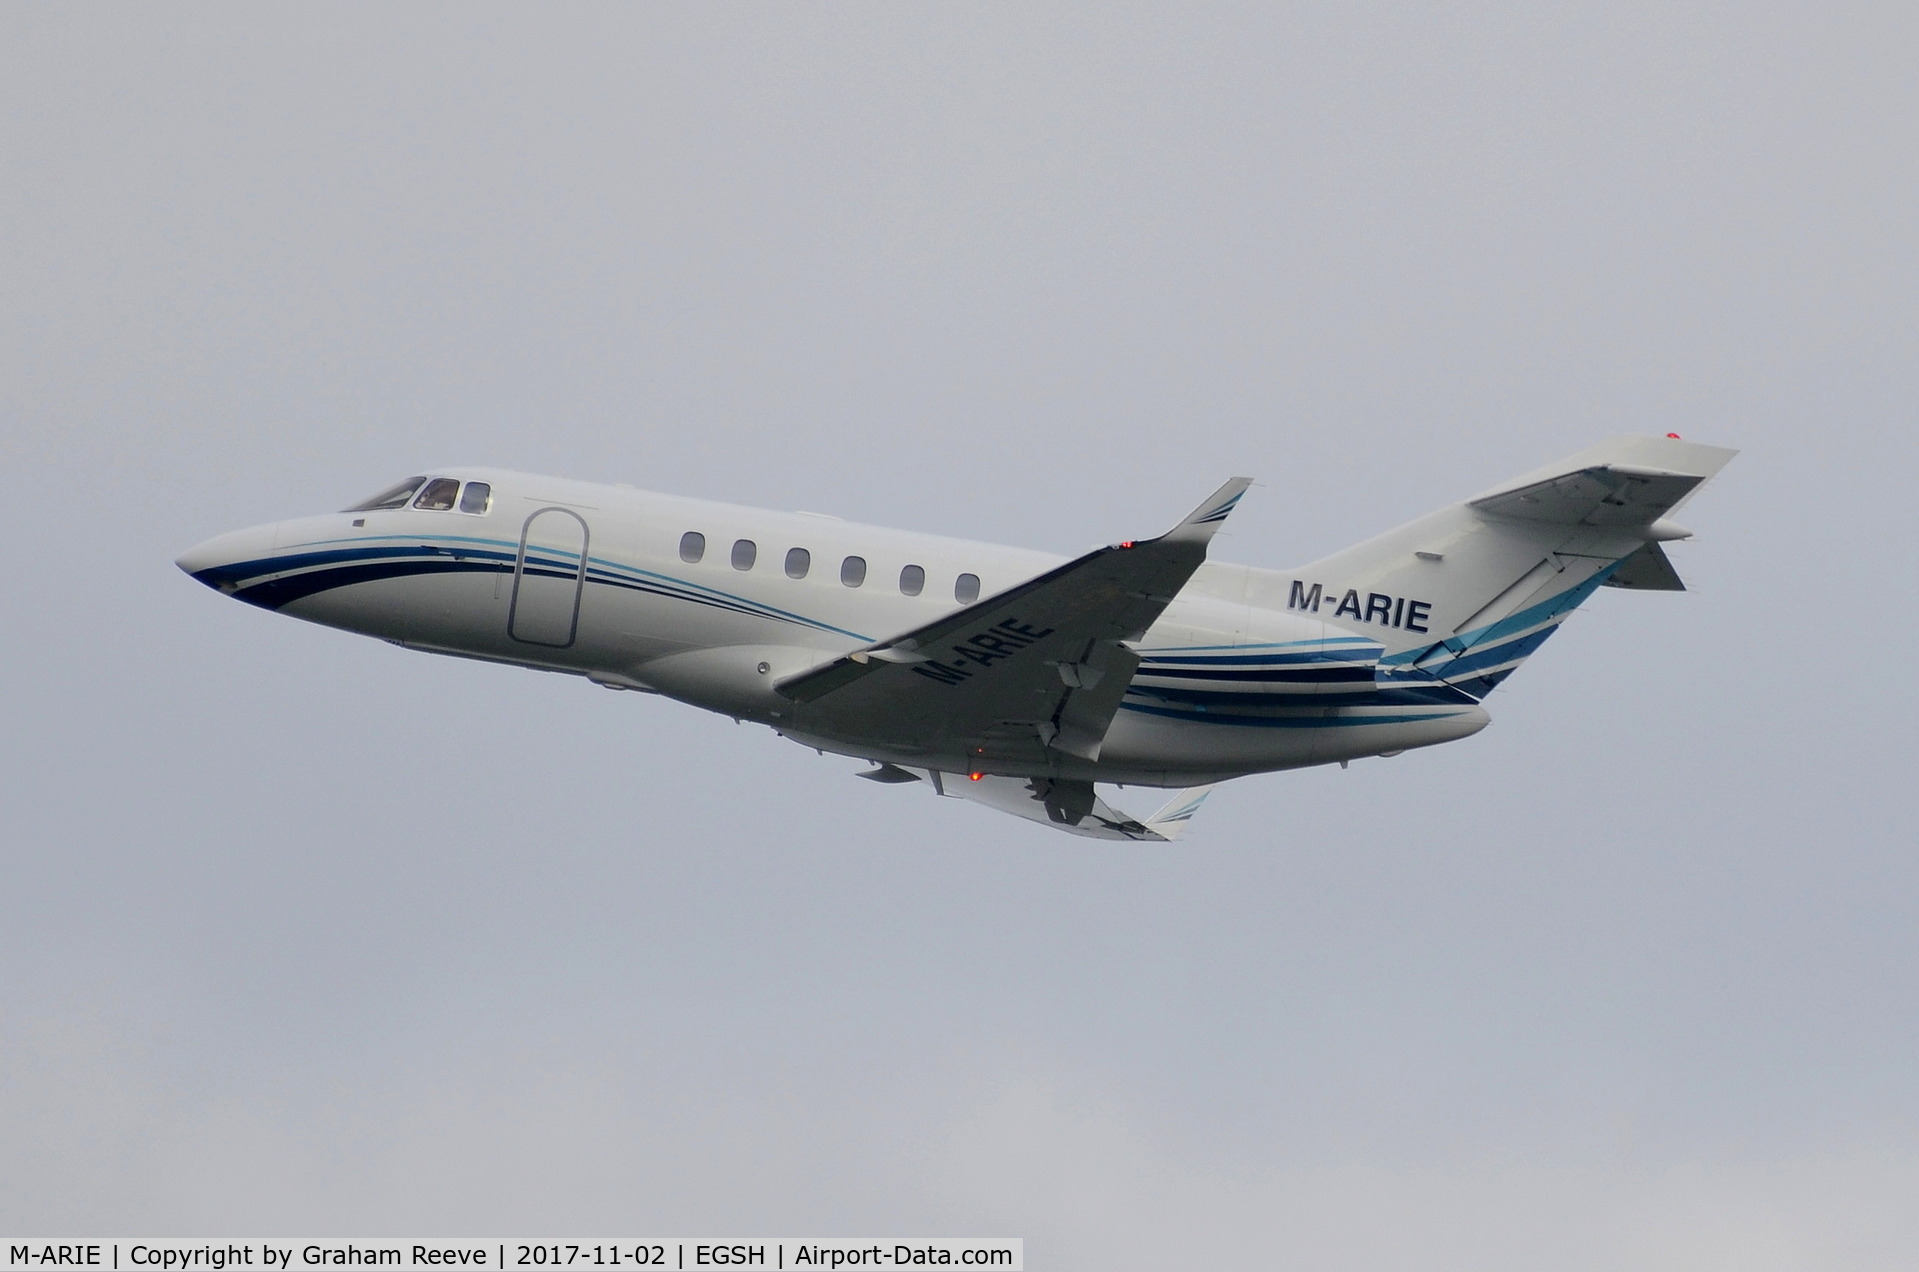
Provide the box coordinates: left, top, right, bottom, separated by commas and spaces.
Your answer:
1667, 432, 1682, 439
1118, 540, 1135, 549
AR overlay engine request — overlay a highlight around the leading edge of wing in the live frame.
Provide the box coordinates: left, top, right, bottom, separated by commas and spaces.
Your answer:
775, 477, 1253, 707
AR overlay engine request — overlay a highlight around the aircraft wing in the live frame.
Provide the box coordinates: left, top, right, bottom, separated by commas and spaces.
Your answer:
944, 775, 1217, 842
777, 479, 1252, 764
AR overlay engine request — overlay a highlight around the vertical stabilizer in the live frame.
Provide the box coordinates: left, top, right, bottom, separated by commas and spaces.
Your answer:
1260, 436, 1736, 698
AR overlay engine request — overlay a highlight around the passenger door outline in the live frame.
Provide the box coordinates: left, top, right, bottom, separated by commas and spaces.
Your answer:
508, 507, 590, 647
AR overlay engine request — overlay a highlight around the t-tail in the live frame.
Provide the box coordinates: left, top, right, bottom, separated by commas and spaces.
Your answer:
1271, 435, 1737, 699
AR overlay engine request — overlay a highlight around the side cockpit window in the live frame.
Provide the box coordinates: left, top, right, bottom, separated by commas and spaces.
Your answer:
413, 478, 461, 511
458, 481, 491, 514
344, 476, 428, 512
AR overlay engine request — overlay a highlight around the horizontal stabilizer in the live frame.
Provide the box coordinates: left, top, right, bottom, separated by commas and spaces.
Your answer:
1465, 436, 1736, 529
1471, 464, 1705, 528
1602, 541, 1686, 591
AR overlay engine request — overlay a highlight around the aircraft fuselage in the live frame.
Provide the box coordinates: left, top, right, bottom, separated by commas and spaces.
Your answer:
178, 468, 1486, 786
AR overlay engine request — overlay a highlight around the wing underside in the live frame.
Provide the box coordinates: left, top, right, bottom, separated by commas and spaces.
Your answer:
928, 771, 1216, 842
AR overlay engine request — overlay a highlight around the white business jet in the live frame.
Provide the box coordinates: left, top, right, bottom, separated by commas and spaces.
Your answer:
177, 435, 1734, 840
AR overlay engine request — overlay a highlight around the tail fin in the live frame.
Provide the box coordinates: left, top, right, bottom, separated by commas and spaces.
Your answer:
1273, 436, 1737, 698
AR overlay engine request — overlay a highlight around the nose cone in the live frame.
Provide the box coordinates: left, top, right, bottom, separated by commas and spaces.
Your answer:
176, 524, 280, 595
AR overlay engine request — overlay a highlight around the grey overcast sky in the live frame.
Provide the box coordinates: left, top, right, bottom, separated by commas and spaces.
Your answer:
3, 3, 1916, 1266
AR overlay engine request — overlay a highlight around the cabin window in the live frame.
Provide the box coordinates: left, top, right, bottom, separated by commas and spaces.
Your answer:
412, 477, 460, 511
680, 531, 706, 563
343, 476, 427, 512
899, 564, 925, 596
732, 539, 757, 570
458, 482, 492, 514
840, 555, 866, 587
955, 572, 981, 604
785, 547, 811, 579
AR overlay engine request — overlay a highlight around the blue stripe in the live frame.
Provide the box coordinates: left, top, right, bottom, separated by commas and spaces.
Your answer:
1129, 681, 1478, 709
1130, 683, 1478, 709
301, 532, 520, 552
1138, 652, 1376, 667
589, 569, 871, 638
1379, 571, 1614, 668
1145, 638, 1379, 653
193, 544, 500, 592
1134, 666, 1375, 684
1191, 492, 1245, 523
1428, 623, 1563, 681
1119, 702, 1471, 728
202, 539, 874, 640
227, 559, 495, 609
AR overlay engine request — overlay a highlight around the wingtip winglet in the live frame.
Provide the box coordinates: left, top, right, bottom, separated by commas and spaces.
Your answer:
1143, 784, 1217, 841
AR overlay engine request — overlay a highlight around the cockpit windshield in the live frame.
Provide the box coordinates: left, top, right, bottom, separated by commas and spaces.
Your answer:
342, 475, 493, 516
344, 476, 428, 512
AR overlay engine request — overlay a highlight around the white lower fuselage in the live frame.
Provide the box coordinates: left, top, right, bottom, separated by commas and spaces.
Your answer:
178, 469, 1487, 786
